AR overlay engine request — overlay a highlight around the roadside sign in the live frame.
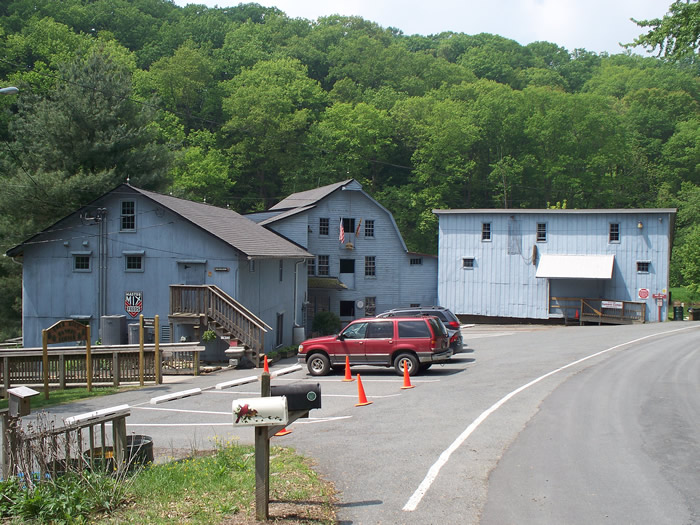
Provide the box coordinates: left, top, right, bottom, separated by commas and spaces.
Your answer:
652, 293, 667, 299
601, 301, 623, 309
638, 288, 649, 299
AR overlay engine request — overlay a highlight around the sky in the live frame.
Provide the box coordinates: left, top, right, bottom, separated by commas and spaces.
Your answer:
173, 0, 673, 55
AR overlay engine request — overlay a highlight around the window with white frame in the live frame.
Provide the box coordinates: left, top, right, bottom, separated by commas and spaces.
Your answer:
365, 256, 376, 277
364, 219, 375, 237
609, 223, 620, 243
319, 217, 329, 236
120, 201, 136, 231
124, 252, 144, 272
637, 261, 650, 273
317, 255, 329, 276
307, 258, 315, 276
536, 222, 547, 242
462, 257, 475, 269
482, 222, 492, 241
72, 253, 91, 272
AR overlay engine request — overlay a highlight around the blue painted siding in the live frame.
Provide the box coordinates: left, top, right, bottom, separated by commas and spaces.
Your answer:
18, 192, 305, 350
266, 184, 438, 324
436, 210, 674, 322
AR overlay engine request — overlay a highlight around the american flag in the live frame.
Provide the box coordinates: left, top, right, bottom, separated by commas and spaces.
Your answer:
339, 218, 345, 243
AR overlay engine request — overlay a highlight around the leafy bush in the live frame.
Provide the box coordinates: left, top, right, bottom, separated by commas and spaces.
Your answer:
0, 471, 127, 523
312, 311, 342, 335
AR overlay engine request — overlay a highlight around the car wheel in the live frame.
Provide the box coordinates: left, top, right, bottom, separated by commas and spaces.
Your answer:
307, 353, 331, 376
394, 353, 419, 376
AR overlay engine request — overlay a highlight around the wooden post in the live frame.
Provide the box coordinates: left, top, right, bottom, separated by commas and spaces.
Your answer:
155, 315, 161, 385
86, 325, 92, 392
139, 315, 144, 387
113, 415, 127, 470
3, 357, 9, 399
58, 355, 66, 389
194, 350, 200, 376
1, 409, 10, 479
42, 329, 49, 400
113, 352, 119, 387
255, 372, 271, 521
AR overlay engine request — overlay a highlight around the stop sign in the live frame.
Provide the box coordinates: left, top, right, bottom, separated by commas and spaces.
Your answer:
638, 288, 650, 299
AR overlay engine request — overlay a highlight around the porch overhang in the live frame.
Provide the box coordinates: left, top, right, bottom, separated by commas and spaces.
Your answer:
536, 254, 615, 279
308, 277, 348, 290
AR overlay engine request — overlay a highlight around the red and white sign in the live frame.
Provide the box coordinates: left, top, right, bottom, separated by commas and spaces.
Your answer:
125, 291, 143, 318
652, 293, 667, 299
638, 288, 650, 299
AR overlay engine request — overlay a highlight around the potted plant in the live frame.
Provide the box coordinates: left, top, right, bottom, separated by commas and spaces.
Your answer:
201, 329, 217, 342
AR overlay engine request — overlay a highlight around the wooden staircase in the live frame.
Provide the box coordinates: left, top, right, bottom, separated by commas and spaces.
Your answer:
169, 285, 270, 362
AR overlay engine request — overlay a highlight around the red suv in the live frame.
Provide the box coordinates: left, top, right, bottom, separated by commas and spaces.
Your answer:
298, 316, 452, 376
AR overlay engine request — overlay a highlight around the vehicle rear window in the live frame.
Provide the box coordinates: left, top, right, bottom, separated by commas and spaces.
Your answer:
367, 321, 394, 339
398, 320, 431, 338
427, 318, 447, 336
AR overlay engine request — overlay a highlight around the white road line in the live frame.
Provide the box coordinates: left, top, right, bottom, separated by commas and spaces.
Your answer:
403, 325, 700, 512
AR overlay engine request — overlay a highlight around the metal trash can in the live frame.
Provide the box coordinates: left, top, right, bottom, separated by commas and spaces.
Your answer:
689, 308, 700, 321
673, 306, 684, 321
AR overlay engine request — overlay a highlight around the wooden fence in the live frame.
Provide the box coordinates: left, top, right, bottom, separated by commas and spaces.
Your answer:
1, 406, 134, 481
1, 343, 203, 397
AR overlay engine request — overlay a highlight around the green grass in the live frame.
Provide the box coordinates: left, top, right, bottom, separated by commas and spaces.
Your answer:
0, 386, 130, 411
105, 442, 336, 524
668, 287, 700, 320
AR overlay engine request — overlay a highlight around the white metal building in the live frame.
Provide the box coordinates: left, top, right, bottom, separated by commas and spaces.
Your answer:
434, 209, 676, 323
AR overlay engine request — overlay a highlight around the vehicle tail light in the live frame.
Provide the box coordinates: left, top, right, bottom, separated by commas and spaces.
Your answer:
447, 321, 460, 329
450, 333, 458, 343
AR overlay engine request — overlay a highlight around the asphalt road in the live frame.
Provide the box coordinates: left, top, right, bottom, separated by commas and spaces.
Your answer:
27, 321, 700, 524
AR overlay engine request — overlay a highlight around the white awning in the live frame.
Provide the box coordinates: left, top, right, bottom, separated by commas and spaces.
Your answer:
536, 254, 615, 279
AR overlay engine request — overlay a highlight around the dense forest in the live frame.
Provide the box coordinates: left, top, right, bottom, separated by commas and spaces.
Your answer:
0, 0, 698, 340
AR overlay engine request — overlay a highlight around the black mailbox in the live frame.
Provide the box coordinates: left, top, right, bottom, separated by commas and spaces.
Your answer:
271, 383, 321, 412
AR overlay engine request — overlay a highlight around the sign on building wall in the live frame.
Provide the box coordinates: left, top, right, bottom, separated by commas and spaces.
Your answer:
125, 291, 143, 318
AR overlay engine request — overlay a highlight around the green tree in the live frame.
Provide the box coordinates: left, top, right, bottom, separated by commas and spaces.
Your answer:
626, 0, 700, 61
221, 58, 327, 210
3, 49, 171, 230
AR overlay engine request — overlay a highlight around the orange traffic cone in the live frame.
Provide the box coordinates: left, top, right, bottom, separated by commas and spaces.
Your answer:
401, 360, 415, 389
275, 427, 292, 436
263, 354, 269, 373
342, 355, 354, 382
355, 374, 372, 407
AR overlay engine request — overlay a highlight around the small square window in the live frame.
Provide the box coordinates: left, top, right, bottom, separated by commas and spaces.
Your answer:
462, 257, 475, 269
126, 255, 143, 271
73, 255, 91, 272
365, 256, 376, 277
609, 223, 620, 243
364, 220, 375, 238
637, 261, 650, 273
319, 218, 329, 236
318, 255, 329, 276
536, 223, 547, 242
410, 258, 422, 265
482, 223, 491, 241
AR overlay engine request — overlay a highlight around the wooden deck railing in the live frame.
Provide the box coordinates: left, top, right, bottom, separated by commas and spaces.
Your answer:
1, 406, 132, 481
549, 297, 646, 325
1, 343, 203, 396
170, 285, 270, 353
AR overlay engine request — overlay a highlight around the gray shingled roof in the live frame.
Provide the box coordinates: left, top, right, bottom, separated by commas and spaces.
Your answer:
132, 186, 311, 259
269, 179, 352, 211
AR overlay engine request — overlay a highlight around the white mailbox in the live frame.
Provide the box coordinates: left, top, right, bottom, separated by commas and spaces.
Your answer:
232, 397, 288, 427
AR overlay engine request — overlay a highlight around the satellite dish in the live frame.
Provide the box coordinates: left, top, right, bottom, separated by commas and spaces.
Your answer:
356, 300, 365, 310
